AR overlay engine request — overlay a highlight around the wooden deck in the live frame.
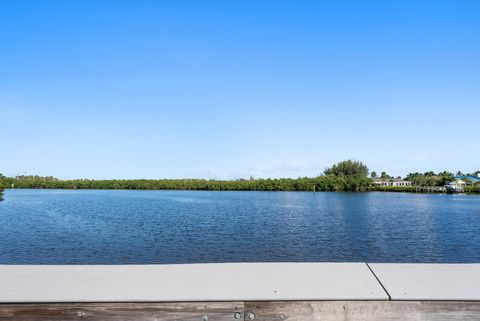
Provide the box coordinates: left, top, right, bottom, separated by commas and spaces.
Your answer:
2, 301, 480, 320
1, 263, 479, 320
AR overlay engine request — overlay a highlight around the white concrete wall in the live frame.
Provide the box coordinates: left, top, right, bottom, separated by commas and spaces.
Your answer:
0, 263, 387, 302
0, 263, 479, 302
369, 263, 480, 301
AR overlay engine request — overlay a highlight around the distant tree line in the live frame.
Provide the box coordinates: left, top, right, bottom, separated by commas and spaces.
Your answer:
404, 171, 455, 186
0, 160, 372, 192
0, 175, 370, 192
1, 161, 478, 195
372, 170, 480, 187
0, 173, 4, 201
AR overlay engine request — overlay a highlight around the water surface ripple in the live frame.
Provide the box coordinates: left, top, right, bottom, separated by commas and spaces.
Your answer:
1, 189, 479, 264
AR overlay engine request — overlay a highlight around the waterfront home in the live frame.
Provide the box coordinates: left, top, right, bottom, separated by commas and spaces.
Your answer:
445, 181, 465, 193
372, 178, 412, 187
454, 175, 480, 186
445, 175, 480, 193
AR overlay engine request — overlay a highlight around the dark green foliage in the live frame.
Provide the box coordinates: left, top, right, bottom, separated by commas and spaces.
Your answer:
405, 171, 454, 186
321, 160, 371, 191
0, 175, 371, 192
465, 185, 480, 194
0, 161, 373, 192
324, 160, 369, 177
369, 185, 418, 193
0, 164, 477, 194
0, 174, 4, 201
380, 172, 391, 179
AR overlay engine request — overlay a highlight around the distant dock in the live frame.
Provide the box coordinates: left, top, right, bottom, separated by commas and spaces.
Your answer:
1, 263, 480, 320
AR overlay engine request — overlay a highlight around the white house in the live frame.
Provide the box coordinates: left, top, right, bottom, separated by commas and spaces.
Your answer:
372, 178, 412, 187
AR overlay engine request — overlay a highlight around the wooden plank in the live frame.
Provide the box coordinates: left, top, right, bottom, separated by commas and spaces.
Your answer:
369, 263, 480, 300
245, 301, 480, 321
3, 301, 480, 321
0, 302, 243, 321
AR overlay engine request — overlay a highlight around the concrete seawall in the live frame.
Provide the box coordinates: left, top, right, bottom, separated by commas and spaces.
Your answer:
1, 263, 479, 320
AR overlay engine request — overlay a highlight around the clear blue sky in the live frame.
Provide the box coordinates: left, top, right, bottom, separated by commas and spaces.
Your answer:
1, 0, 479, 179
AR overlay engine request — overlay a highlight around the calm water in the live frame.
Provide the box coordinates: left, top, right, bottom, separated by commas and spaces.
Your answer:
1, 189, 480, 264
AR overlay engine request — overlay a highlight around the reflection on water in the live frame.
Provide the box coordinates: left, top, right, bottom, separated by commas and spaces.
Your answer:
0, 189, 479, 264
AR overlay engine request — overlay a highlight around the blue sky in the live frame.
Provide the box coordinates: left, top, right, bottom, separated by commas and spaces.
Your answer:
1, 0, 479, 179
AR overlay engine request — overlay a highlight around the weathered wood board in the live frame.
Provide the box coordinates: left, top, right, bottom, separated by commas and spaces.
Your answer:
244, 301, 480, 321
0, 302, 243, 321
2, 302, 480, 321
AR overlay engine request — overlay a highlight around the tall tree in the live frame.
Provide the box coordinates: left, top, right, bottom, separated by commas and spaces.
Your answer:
324, 160, 369, 177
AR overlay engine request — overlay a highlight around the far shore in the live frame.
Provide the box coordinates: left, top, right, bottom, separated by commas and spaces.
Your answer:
2, 160, 479, 195
2, 185, 479, 195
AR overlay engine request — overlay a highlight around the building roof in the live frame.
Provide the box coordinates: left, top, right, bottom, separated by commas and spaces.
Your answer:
454, 175, 480, 182
372, 178, 410, 182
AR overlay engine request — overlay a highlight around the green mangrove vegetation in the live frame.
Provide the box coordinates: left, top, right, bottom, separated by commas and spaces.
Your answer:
0, 160, 371, 192
0, 174, 4, 201
1, 160, 479, 194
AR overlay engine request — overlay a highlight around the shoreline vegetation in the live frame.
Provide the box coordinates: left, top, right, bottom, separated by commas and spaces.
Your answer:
1, 160, 479, 195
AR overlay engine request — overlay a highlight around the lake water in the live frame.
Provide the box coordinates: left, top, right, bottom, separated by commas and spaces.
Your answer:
1, 189, 479, 264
